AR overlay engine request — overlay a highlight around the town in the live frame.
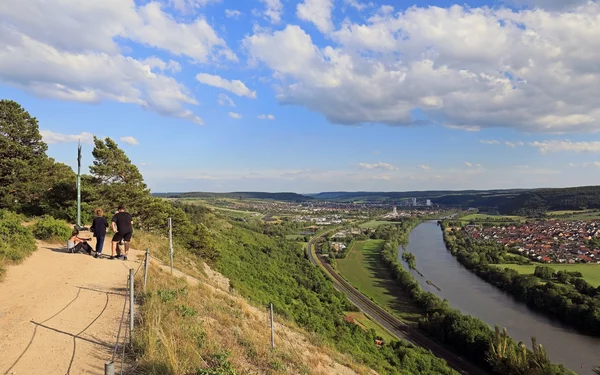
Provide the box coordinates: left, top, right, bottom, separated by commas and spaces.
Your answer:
463, 220, 600, 264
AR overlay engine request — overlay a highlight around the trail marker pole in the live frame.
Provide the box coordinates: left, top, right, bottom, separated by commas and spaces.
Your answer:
143, 248, 149, 293
104, 361, 115, 375
270, 303, 275, 349
168, 217, 173, 274
129, 268, 134, 345
76, 140, 82, 228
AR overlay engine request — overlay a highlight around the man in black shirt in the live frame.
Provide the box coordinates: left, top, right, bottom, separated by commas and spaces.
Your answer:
111, 205, 133, 260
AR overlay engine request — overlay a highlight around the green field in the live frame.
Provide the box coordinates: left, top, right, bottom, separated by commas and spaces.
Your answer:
550, 211, 600, 221
496, 263, 600, 287
344, 312, 396, 343
336, 240, 423, 324
359, 220, 399, 229
460, 213, 525, 221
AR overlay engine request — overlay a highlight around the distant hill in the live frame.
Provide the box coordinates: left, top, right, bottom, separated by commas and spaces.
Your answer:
497, 185, 600, 215
153, 191, 314, 202
309, 189, 528, 202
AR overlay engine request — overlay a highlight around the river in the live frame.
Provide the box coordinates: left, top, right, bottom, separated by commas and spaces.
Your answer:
400, 220, 600, 375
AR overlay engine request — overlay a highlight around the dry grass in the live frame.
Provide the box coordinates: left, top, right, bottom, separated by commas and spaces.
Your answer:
132, 231, 376, 375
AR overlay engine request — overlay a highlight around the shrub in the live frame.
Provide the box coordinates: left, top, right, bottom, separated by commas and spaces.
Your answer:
0, 210, 37, 279
32, 215, 71, 242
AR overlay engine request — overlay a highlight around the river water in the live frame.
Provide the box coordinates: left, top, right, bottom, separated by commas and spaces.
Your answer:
400, 220, 600, 375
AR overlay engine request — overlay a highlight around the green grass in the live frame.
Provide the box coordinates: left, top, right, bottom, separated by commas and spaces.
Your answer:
336, 240, 423, 324
546, 210, 588, 216
496, 263, 600, 287
460, 213, 525, 221
285, 234, 305, 240
359, 220, 399, 229
345, 312, 396, 343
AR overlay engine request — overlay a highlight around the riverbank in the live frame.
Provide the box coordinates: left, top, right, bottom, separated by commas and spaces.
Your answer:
404, 220, 600, 375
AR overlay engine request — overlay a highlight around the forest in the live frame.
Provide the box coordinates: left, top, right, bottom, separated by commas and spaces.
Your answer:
377, 221, 576, 375
441, 223, 600, 336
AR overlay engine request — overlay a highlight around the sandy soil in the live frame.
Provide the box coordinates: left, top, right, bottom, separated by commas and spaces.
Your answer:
0, 238, 143, 375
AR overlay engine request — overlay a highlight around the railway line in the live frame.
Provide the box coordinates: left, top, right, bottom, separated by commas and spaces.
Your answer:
306, 235, 489, 375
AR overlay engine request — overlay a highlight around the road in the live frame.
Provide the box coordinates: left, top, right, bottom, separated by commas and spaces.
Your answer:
306, 234, 489, 375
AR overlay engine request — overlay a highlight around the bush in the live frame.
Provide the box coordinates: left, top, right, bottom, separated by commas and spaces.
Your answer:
0, 210, 37, 278
32, 215, 71, 242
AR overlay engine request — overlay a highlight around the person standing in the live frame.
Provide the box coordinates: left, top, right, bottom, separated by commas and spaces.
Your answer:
90, 208, 108, 258
111, 205, 133, 260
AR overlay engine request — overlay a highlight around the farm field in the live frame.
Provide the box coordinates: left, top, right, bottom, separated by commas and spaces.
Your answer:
497, 263, 600, 287
336, 240, 423, 324
359, 220, 399, 228
460, 213, 525, 221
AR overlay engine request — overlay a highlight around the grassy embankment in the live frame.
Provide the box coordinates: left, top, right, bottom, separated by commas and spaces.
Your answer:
359, 220, 401, 229
459, 213, 526, 222
336, 239, 423, 325
496, 263, 600, 287
133, 230, 375, 375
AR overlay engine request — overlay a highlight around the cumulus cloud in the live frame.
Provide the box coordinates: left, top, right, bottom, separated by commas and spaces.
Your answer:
41, 130, 94, 144
419, 164, 430, 170
217, 93, 235, 107
0, 0, 244, 124
258, 0, 283, 24
228, 112, 242, 119
505, 141, 525, 148
257, 114, 275, 120
168, 0, 221, 13
480, 139, 500, 145
530, 140, 600, 154
297, 0, 335, 34
225, 9, 242, 18
120, 136, 139, 145
244, 3, 600, 132
343, 0, 373, 11
358, 162, 395, 170
196, 73, 256, 98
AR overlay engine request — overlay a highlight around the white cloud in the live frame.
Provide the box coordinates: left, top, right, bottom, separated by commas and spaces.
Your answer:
196, 73, 257, 98
530, 140, 600, 154
41, 130, 94, 145
480, 139, 500, 145
225, 9, 242, 18
343, 0, 373, 11
505, 141, 525, 148
139, 162, 151, 167
217, 93, 235, 107
168, 0, 221, 13
257, 114, 275, 120
244, 3, 600, 132
419, 164, 430, 170
120, 136, 139, 145
357, 162, 395, 170
259, 0, 283, 24
465, 162, 473, 167
142, 57, 181, 73
297, 0, 335, 34
228, 112, 242, 119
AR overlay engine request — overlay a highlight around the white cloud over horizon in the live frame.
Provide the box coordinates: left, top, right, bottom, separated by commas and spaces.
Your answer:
41, 130, 94, 144
120, 136, 139, 145
228, 111, 242, 119
357, 162, 396, 170
530, 140, 600, 154
257, 114, 275, 120
196, 73, 256, 98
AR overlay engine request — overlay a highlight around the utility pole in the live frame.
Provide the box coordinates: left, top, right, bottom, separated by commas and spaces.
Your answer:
168, 217, 173, 274
76, 140, 82, 228
270, 303, 275, 349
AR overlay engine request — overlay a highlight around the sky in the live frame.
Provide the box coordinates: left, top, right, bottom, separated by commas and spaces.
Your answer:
2, 0, 600, 193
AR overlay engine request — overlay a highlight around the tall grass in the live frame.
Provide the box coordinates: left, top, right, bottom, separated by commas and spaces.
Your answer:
0, 210, 37, 279
32, 215, 71, 243
133, 264, 372, 375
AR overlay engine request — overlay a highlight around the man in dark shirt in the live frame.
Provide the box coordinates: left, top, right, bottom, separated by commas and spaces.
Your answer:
111, 205, 133, 260
90, 208, 109, 258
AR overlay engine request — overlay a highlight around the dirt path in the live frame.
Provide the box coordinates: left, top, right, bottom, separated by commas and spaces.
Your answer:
0, 238, 143, 375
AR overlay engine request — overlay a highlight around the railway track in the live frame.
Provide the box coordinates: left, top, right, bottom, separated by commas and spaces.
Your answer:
306, 236, 489, 375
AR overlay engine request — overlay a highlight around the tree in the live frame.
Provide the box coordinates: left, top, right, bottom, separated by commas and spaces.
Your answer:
534, 266, 554, 280
0, 100, 51, 213
90, 137, 150, 218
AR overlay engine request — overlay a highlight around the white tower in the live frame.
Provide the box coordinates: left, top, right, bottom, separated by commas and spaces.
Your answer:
393, 206, 397, 215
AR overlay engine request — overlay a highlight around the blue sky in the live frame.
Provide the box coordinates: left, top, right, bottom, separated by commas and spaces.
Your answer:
1, 0, 600, 193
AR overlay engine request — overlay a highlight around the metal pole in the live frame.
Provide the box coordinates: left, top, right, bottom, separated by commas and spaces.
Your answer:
104, 360, 115, 375
168, 217, 173, 274
143, 248, 149, 293
129, 268, 134, 345
270, 303, 275, 349
76, 140, 82, 228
